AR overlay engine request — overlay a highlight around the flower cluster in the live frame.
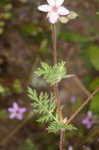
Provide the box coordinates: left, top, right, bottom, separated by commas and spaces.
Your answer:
8, 102, 26, 120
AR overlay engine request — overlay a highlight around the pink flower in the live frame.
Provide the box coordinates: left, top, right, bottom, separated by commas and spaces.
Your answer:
38, 0, 70, 24
8, 102, 26, 120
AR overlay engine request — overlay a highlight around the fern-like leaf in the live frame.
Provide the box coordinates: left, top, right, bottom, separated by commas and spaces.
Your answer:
28, 88, 57, 124
35, 61, 73, 86
47, 121, 76, 133
28, 88, 76, 133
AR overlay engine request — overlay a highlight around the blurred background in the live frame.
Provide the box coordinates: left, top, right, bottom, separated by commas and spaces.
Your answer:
0, 0, 99, 150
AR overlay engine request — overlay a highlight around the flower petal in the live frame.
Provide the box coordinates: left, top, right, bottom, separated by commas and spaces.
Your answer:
16, 114, 23, 120
8, 108, 14, 112
82, 119, 88, 124
20, 108, 26, 113
56, 0, 64, 7
13, 102, 18, 110
49, 12, 59, 24
58, 7, 70, 15
9, 113, 16, 119
88, 111, 92, 118
86, 123, 92, 129
47, 0, 55, 6
38, 5, 51, 12
68, 146, 73, 150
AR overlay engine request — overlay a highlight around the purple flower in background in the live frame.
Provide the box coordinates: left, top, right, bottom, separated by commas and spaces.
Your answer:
70, 96, 76, 104
8, 102, 26, 120
68, 146, 73, 150
65, 78, 71, 83
82, 111, 96, 129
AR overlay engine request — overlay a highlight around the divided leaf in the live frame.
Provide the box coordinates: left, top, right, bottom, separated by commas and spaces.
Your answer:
35, 61, 73, 86
47, 121, 76, 133
28, 88, 57, 124
28, 88, 76, 133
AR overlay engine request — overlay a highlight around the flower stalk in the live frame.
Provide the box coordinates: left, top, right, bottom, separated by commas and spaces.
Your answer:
60, 129, 65, 150
52, 24, 63, 122
52, 24, 64, 150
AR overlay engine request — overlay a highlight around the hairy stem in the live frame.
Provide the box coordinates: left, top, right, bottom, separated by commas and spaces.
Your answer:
52, 24, 63, 150
66, 86, 99, 124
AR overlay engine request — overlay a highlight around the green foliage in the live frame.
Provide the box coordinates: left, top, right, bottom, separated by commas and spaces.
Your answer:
72, 99, 82, 112
0, 84, 11, 96
67, 11, 78, 20
39, 39, 48, 54
19, 0, 28, 3
59, 31, 95, 43
96, 12, 99, 15
48, 121, 76, 133
13, 79, 23, 94
59, 11, 78, 24
0, 1, 12, 35
88, 45, 99, 71
0, 85, 5, 95
0, 109, 8, 119
21, 23, 40, 36
0, 0, 8, 6
35, 61, 73, 86
83, 74, 93, 88
28, 87, 58, 123
90, 77, 99, 91
90, 93, 99, 115
18, 139, 37, 150
87, 24, 97, 34
84, 147, 91, 150
28, 88, 76, 133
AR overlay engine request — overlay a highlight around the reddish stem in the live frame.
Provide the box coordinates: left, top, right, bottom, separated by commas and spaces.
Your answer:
54, 84, 63, 121
52, 24, 57, 65
52, 24, 64, 150
51, 24, 99, 150
66, 86, 99, 124
52, 24, 63, 122
60, 129, 65, 150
